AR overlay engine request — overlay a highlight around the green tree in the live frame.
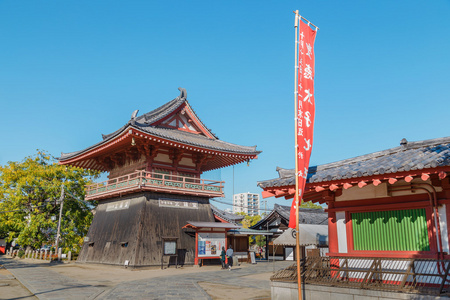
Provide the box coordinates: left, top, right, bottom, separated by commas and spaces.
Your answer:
236, 212, 265, 247
237, 212, 261, 229
0, 151, 99, 253
300, 201, 323, 209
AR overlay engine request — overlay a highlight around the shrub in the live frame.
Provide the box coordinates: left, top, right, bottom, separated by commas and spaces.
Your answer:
18, 250, 25, 258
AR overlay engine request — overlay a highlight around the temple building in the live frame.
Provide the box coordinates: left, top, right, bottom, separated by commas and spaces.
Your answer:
259, 137, 450, 260
59, 88, 260, 267
250, 204, 327, 260
260, 137, 450, 297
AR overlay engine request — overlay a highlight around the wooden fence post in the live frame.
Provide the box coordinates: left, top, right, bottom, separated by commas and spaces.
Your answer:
58, 248, 62, 261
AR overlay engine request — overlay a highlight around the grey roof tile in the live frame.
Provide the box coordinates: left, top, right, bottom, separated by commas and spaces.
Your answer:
250, 204, 327, 229
210, 205, 245, 225
258, 136, 450, 189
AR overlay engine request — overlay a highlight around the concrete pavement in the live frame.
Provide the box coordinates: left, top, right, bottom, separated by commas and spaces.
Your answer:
0, 256, 292, 300
0, 258, 103, 300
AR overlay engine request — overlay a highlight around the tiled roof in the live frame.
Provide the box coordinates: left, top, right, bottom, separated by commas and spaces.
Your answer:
60, 88, 260, 161
136, 126, 258, 154
211, 205, 245, 224
258, 137, 450, 188
250, 204, 327, 229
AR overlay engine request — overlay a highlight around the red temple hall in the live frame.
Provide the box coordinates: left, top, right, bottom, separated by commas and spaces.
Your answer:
59, 88, 260, 267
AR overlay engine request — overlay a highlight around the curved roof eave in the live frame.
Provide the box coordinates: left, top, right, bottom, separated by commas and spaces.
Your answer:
60, 124, 261, 162
258, 136, 450, 189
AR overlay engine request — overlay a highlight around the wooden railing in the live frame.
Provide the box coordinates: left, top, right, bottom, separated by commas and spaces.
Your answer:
271, 256, 450, 296
86, 170, 224, 200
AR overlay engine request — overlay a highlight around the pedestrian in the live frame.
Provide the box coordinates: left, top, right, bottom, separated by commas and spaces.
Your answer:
226, 245, 234, 270
220, 246, 226, 269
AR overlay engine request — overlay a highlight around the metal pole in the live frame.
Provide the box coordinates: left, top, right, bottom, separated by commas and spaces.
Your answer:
55, 185, 65, 260
293, 11, 320, 30
293, 10, 303, 300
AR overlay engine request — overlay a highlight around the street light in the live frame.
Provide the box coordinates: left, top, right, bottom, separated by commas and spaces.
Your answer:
54, 185, 65, 260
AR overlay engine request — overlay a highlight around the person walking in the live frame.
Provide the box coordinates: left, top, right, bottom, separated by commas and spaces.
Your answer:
226, 245, 234, 270
220, 246, 226, 269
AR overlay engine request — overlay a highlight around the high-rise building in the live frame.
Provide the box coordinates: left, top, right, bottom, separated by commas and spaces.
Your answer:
233, 192, 260, 216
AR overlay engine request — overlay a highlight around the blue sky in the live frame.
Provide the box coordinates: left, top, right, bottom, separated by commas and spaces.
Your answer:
1, 1, 449, 212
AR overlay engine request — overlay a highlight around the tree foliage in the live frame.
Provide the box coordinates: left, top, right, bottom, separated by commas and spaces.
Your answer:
237, 212, 261, 229
0, 151, 99, 253
236, 212, 265, 246
300, 200, 323, 209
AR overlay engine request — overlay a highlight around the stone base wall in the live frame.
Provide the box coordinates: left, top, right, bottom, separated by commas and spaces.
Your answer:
271, 282, 449, 300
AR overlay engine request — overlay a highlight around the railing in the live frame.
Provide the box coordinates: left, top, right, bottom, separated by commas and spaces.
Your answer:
86, 170, 224, 199
270, 256, 450, 296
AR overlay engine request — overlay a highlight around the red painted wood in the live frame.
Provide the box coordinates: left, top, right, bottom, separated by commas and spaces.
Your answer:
195, 231, 199, 265
345, 211, 354, 253
60, 127, 258, 173
328, 210, 339, 253
447, 204, 450, 255
329, 194, 429, 211
214, 215, 229, 223
304, 167, 450, 188
428, 207, 438, 254
328, 200, 430, 214
261, 190, 276, 198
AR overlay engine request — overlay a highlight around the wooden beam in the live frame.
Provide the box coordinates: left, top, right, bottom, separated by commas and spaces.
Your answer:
261, 190, 276, 198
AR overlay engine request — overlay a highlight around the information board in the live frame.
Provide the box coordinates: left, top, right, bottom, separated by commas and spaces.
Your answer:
250, 252, 256, 264
197, 232, 225, 257
164, 241, 177, 255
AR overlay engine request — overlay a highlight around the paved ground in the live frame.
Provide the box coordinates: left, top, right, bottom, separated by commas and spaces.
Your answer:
0, 256, 292, 300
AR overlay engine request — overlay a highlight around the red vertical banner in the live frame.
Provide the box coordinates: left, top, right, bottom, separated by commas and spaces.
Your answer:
289, 20, 317, 229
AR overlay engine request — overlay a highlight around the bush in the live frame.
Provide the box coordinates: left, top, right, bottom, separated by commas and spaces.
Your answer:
18, 250, 25, 258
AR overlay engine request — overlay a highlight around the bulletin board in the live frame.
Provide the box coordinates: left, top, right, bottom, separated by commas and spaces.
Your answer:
197, 232, 226, 257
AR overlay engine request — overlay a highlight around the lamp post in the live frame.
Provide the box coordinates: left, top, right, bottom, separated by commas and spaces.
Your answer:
54, 185, 65, 260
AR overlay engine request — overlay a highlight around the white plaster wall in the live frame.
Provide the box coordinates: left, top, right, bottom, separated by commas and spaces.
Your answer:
439, 204, 449, 254
336, 211, 347, 253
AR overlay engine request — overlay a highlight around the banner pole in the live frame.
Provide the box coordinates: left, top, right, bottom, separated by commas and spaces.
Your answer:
293, 11, 320, 30
293, 10, 303, 300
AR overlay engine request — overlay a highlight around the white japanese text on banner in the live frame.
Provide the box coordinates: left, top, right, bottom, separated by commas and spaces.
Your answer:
289, 20, 317, 229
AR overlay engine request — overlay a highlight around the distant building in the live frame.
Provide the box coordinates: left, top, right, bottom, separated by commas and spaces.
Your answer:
233, 192, 260, 216
211, 205, 245, 224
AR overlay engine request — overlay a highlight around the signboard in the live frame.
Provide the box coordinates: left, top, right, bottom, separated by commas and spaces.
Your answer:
250, 252, 256, 264
197, 232, 225, 257
164, 241, 177, 255
159, 199, 198, 209
106, 200, 130, 212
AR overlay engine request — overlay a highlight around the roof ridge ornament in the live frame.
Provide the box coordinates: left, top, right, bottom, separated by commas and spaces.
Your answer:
130, 109, 139, 126
400, 138, 408, 148
178, 87, 187, 100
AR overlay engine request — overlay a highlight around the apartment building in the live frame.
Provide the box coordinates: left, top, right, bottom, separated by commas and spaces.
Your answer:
233, 192, 260, 216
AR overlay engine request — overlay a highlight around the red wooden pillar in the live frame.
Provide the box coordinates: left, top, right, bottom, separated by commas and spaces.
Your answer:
447, 204, 450, 256
194, 231, 199, 265
225, 230, 228, 264
328, 202, 338, 254
345, 211, 354, 252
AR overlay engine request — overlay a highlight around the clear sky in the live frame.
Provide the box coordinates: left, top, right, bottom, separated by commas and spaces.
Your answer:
1, 1, 449, 212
